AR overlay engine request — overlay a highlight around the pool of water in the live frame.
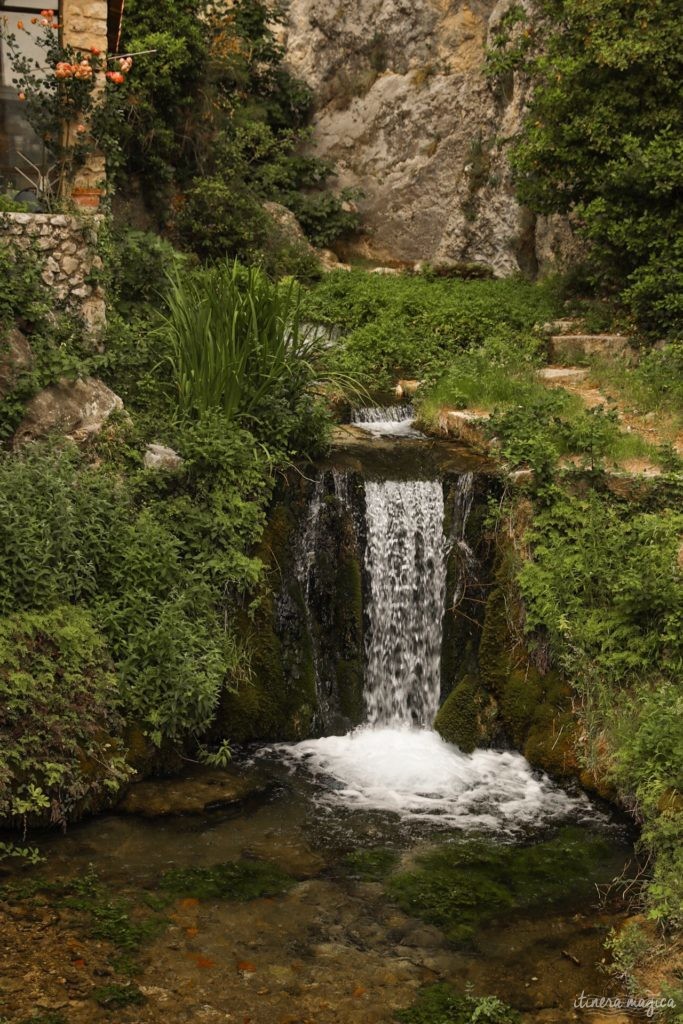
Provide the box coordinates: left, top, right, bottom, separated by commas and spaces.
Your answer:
2, 739, 636, 1024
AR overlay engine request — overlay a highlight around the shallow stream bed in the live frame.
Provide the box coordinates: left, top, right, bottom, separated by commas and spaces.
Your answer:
1, 744, 636, 1024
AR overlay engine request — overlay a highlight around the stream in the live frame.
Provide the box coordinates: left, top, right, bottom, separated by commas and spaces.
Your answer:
0, 408, 636, 1024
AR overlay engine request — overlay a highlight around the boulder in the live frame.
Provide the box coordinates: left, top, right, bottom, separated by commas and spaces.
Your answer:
319, 247, 351, 272
13, 376, 123, 446
0, 327, 34, 398
263, 200, 312, 249
117, 767, 268, 817
143, 442, 184, 471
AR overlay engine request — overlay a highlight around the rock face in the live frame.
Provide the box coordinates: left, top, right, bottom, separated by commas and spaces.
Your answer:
283, 0, 573, 273
13, 376, 123, 446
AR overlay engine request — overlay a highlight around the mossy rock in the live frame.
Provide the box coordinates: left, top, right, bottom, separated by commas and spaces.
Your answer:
477, 586, 512, 695
387, 827, 619, 948
434, 676, 481, 753
499, 668, 544, 748
159, 858, 294, 901
524, 707, 579, 778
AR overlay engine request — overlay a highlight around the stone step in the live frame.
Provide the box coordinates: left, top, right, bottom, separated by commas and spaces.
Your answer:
549, 333, 636, 363
538, 366, 589, 383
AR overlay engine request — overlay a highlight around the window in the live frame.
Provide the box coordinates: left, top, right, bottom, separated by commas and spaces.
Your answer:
0, 1, 59, 190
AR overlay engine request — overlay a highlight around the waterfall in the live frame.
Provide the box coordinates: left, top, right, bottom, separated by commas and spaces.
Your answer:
268, 468, 598, 834
363, 479, 447, 727
351, 405, 414, 423
350, 405, 423, 438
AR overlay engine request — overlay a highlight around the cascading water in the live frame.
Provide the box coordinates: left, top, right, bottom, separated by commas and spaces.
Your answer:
351, 405, 423, 438
363, 479, 446, 727
269, 468, 597, 833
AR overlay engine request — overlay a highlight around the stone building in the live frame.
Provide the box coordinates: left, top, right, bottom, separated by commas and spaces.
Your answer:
0, 0, 124, 194
0, 0, 124, 336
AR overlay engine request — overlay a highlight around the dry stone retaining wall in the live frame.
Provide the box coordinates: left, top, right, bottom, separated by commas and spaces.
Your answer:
0, 211, 106, 340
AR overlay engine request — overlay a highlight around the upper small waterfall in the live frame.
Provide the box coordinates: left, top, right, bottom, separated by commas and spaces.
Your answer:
351, 405, 414, 423
363, 479, 447, 727
350, 405, 423, 438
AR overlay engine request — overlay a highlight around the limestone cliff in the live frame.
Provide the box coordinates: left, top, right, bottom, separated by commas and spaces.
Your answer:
283, 0, 572, 273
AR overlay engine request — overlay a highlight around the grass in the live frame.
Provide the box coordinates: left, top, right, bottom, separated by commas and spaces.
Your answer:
587, 343, 683, 445
303, 271, 560, 389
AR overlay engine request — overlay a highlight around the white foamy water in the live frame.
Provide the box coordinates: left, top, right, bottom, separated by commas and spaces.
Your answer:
267, 473, 599, 834
351, 405, 423, 438
272, 727, 594, 832
364, 479, 447, 726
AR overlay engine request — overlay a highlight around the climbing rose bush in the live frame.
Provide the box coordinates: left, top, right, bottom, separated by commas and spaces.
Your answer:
0, 12, 132, 196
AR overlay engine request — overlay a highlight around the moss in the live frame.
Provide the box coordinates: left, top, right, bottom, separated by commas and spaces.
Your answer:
159, 858, 294, 901
499, 668, 544, 748
342, 847, 399, 881
524, 707, 579, 778
220, 495, 317, 742
434, 676, 481, 753
477, 586, 512, 695
387, 827, 619, 948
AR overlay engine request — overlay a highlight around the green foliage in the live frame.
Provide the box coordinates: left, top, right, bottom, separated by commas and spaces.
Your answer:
0, 239, 50, 331
499, 0, 683, 336
119, 0, 357, 256
518, 488, 683, 923
163, 261, 335, 453
387, 828, 616, 946
0, 433, 269, 749
159, 858, 294, 900
107, 227, 188, 316
0, 606, 130, 824
165, 261, 310, 418
398, 984, 520, 1024
303, 272, 559, 389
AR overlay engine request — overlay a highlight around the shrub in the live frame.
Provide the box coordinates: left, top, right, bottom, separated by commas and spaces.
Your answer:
163, 260, 333, 439
0, 606, 129, 825
491, 0, 683, 337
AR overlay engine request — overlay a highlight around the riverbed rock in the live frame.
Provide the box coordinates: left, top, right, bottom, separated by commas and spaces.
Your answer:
13, 376, 123, 446
117, 767, 269, 816
0, 327, 34, 398
144, 442, 184, 471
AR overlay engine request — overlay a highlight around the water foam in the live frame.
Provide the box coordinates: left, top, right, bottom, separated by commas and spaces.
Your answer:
273, 726, 593, 833
351, 405, 423, 437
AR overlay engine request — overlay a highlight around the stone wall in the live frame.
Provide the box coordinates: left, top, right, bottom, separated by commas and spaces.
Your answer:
0, 211, 106, 340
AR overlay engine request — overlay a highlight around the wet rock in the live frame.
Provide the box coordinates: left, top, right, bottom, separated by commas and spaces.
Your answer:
436, 409, 491, 451
0, 327, 34, 398
245, 838, 326, 879
117, 766, 268, 817
400, 924, 447, 949
13, 376, 123, 446
144, 442, 184, 471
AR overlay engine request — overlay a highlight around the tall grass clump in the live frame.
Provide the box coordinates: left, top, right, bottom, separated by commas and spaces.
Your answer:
164, 261, 322, 422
